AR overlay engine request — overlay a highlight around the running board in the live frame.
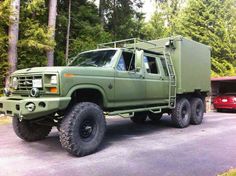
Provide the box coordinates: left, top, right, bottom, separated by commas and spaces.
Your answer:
106, 105, 170, 116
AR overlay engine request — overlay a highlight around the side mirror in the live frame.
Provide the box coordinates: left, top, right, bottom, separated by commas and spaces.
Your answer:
135, 50, 143, 72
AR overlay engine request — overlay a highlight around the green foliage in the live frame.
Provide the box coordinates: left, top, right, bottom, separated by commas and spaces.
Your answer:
153, 0, 236, 77
0, 0, 10, 90
211, 59, 236, 77
55, 0, 111, 65
176, 0, 236, 62
141, 12, 167, 40
17, 0, 55, 69
103, 0, 144, 40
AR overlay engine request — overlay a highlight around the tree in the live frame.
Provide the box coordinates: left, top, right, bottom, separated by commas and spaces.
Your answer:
55, 0, 111, 66
7, 0, 20, 84
141, 11, 166, 40
103, 0, 144, 39
176, 0, 236, 76
99, 0, 105, 26
0, 0, 11, 90
155, 0, 186, 35
47, 0, 57, 66
17, 0, 55, 70
65, 0, 71, 64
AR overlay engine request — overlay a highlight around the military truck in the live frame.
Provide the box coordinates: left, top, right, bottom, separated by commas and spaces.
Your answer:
0, 36, 211, 157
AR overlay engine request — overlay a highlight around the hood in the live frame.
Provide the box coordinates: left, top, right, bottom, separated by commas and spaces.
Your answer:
12, 66, 115, 76
12, 67, 68, 75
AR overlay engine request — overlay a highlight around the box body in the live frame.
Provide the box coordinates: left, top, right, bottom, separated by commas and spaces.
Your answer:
147, 36, 211, 94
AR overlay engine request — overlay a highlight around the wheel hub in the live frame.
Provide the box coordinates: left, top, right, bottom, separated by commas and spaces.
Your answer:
80, 120, 94, 139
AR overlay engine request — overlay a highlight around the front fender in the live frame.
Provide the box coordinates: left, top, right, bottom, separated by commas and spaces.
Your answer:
66, 84, 109, 107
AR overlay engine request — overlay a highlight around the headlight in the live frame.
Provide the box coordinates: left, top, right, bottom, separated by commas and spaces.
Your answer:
50, 75, 58, 85
12, 77, 18, 90
3, 88, 11, 97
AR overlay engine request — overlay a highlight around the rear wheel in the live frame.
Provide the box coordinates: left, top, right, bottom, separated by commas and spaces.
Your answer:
148, 112, 162, 122
171, 98, 191, 128
130, 111, 147, 124
12, 117, 52, 142
190, 98, 204, 125
59, 102, 106, 157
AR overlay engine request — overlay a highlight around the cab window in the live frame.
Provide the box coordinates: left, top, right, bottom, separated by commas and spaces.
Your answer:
144, 56, 159, 74
117, 51, 135, 71
160, 57, 169, 76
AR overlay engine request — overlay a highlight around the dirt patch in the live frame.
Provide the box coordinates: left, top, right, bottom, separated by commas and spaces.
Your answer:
218, 169, 236, 176
0, 115, 11, 125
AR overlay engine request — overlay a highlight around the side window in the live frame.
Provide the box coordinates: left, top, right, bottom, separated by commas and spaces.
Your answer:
144, 55, 159, 74
117, 55, 126, 71
117, 51, 135, 71
160, 57, 169, 76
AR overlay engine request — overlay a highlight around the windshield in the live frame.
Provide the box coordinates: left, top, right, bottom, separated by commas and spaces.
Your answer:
69, 50, 117, 67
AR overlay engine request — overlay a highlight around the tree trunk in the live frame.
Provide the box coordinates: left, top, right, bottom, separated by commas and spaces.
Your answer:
47, 0, 57, 66
65, 0, 71, 64
112, 0, 116, 39
7, 0, 20, 85
99, 0, 105, 26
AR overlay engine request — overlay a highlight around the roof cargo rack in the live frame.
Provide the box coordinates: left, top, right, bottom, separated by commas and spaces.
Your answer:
97, 38, 164, 50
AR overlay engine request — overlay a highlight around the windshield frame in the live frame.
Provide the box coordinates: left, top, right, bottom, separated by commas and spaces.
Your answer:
68, 48, 119, 68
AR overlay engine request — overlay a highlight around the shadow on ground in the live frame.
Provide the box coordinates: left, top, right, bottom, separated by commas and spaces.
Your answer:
32, 115, 175, 154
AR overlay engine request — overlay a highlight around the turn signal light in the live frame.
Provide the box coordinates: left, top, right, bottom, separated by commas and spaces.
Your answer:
50, 87, 58, 93
64, 73, 74, 78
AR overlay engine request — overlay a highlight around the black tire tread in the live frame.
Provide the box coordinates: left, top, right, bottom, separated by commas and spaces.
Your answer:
12, 117, 52, 142
190, 98, 204, 125
59, 102, 106, 157
171, 98, 191, 128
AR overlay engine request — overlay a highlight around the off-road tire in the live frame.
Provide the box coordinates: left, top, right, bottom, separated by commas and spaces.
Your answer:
171, 98, 191, 128
12, 117, 52, 142
190, 98, 204, 125
148, 112, 162, 122
59, 102, 106, 157
130, 112, 147, 124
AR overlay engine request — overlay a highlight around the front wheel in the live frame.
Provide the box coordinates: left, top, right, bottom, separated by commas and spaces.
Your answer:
12, 117, 52, 142
171, 98, 191, 128
59, 102, 106, 157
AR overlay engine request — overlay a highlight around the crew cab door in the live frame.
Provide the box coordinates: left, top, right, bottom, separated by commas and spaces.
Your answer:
114, 50, 146, 107
144, 53, 169, 104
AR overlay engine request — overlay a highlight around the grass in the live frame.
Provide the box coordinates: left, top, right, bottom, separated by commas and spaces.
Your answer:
219, 169, 236, 176
0, 116, 11, 125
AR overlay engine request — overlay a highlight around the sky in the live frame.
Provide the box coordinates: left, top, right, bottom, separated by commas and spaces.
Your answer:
93, 0, 156, 21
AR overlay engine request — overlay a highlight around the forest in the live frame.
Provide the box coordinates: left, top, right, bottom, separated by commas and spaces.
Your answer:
0, 0, 236, 90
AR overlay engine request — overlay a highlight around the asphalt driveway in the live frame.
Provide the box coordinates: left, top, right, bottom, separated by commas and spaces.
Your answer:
0, 112, 236, 176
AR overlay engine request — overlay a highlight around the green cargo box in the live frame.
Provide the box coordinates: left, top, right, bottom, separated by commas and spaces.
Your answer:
137, 36, 211, 94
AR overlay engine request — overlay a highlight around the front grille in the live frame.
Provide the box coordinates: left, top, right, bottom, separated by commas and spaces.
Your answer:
16, 75, 43, 91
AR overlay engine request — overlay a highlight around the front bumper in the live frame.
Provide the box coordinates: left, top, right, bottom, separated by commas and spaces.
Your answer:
0, 96, 71, 120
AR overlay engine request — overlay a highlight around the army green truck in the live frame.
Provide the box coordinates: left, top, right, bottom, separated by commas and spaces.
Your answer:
0, 36, 211, 157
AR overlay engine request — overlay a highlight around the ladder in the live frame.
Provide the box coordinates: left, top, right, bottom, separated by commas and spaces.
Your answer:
164, 52, 177, 108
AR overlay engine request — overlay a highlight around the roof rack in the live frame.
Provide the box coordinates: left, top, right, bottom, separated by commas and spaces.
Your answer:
97, 38, 162, 50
